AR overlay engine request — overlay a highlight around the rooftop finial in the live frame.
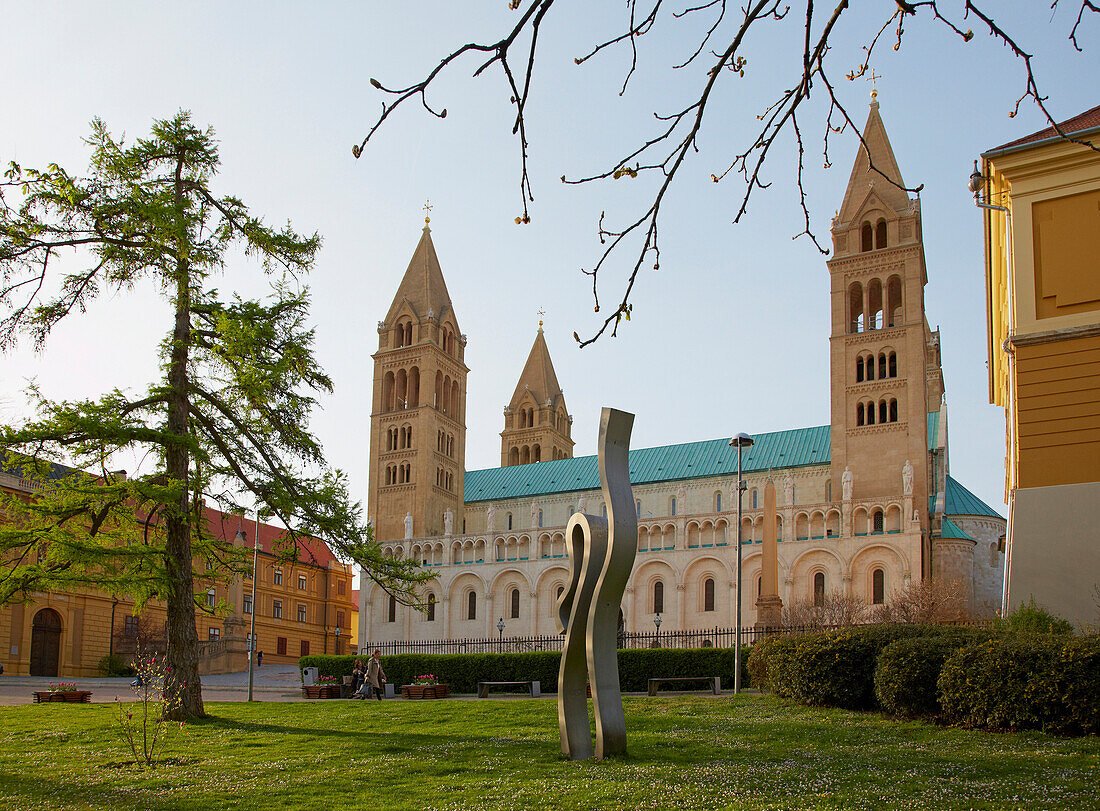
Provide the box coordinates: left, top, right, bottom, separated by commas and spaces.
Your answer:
423, 199, 433, 225
867, 68, 881, 102
537, 307, 546, 330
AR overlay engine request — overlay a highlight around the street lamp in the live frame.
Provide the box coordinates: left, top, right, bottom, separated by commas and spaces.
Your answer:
497, 617, 505, 642
241, 523, 260, 703
653, 612, 662, 647
730, 432, 754, 694
334, 626, 341, 654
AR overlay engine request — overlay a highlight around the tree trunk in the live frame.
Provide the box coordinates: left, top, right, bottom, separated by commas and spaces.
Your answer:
164, 156, 204, 720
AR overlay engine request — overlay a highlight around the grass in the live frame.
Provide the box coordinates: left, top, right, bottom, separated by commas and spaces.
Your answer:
0, 694, 1097, 810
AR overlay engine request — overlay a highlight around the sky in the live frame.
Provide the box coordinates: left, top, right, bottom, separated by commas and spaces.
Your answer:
1, 1, 1096, 526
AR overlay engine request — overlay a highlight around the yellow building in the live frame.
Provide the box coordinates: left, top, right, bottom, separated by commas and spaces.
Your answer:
977, 103, 1100, 627
1, 466, 356, 677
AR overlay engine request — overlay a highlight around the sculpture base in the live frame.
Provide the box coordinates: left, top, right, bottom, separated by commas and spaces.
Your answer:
755, 595, 783, 630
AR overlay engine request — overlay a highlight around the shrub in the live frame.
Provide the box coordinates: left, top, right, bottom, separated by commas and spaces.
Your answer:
98, 654, 136, 677
939, 635, 1100, 734
874, 632, 989, 718
756, 625, 929, 709
1004, 597, 1075, 635
299, 646, 750, 693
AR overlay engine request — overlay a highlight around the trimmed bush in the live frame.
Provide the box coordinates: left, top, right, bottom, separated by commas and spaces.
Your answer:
756, 625, 929, 709
1004, 597, 1075, 635
98, 654, 136, 677
875, 635, 970, 718
938, 635, 1100, 734
299, 646, 751, 693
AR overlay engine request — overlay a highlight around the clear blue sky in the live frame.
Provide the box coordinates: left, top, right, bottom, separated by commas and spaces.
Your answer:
1, 2, 1095, 518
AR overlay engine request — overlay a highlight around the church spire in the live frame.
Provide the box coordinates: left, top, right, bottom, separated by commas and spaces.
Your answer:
384, 225, 459, 332
836, 98, 911, 225
501, 325, 573, 466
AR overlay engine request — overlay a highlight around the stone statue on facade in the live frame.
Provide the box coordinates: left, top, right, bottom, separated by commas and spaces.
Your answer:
842, 466, 853, 501
902, 459, 914, 496
531, 501, 540, 529
557, 408, 637, 760
443, 508, 454, 536
486, 503, 496, 533
404, 511, 413, 540
783, 474, 794, 506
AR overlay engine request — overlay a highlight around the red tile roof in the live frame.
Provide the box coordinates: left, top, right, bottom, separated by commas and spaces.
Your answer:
987, 103, 1100, 153
203, 506, 342, 569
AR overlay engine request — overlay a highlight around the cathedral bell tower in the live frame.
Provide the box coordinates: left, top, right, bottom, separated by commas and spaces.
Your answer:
368, 220, 468, 544
827, 96, 945, 570
500, 321, 574, 466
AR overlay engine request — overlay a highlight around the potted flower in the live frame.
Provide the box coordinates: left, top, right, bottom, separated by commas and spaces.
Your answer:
33, 681, 93, 704
401, 673, 450, 700
302, 674, 343, 700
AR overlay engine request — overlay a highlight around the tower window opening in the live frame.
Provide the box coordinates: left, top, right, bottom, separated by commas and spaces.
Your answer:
889, 398, 898, 423
879, 400, 888, 424
875, 219, 887, 249
856, 356, 865, 383
878, 353, 887, 380
889, 352, 897, 378
866, 355, 875, 380
857, 403, 865, 426
866, 402, 875, 425
861, 222, 873, 252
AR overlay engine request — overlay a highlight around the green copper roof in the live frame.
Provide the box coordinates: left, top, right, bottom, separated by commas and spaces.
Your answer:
465, 425, 831, 503
927, 410, 940, 450
941, 475, 1004, 519
939, 516, 974, 541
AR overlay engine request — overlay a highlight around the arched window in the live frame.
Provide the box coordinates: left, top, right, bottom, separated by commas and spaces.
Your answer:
703, 578, 715, 612
857, 402, 865, 426
868, 278, 883, 330
715, 492, 722, 512
752, 489, 758, 509
866, 401, 875, 425
825, 479, 832, 501
856, 356, 865, 383
427, 593, 436, 621
879, 400, 888, 424
382, 371, 395, 411
510, 587, 521, 619
467, 591, 477, 621
653, 581, 664, 614
538, 510, 543, 528
861, 222, 873, 252
813, 572, 825, 607
848, 282, 864, 333
887, 275, 903, 327
889, 399, 898, 423
556, 585, 564, 601
388, 595, 397, 623
866, 354, 875, 380
889, 352, 898, 378
873, 510, 884, 534
878, 353, 887, 380
507, 513, 513, 531
875, 219, 887, 249
872, 569, 885, 605
670, 497, 677, 517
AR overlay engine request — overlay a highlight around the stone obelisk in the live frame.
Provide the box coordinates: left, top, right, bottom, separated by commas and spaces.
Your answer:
755, 477, 783, 628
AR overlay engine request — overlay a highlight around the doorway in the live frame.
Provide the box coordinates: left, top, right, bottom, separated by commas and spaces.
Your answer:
29, 608, 63, 676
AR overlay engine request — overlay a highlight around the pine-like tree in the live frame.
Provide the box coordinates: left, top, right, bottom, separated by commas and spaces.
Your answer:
0, 113, 433, 719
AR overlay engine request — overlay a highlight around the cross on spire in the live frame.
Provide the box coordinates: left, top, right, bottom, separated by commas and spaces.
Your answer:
423, 199, 433, 225
866, 68, 882, 100
537, 307, 546, 330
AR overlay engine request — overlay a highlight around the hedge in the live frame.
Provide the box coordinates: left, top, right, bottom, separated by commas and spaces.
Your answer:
299, 646, 751, 694
750, 625, 929, 710
874, 634, 984, 719
938, 635, 1100, 734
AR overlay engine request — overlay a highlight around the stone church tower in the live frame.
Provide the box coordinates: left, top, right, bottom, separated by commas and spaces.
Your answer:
826, 97, 946, 578
500, 323, 574, 466
368, 222, 468, 544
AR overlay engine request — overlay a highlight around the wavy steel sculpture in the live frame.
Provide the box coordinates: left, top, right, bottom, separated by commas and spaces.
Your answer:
556, 408, 637, 759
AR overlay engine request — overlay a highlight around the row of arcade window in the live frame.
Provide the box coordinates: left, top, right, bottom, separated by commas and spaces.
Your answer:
384, 462, 411, 485
848, 276, 903, 333
393, 319, 460, 358
812, 569, 886, 605
651, 579, 716, 613
387, 425, 413, 451
860, 219, 888, 252
856, 351, 898, 382
856, 398, 899, 426
435, 467, 454, 492
437, 430, 455, 457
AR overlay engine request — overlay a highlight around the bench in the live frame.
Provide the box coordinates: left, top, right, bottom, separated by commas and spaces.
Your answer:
647, 676, 720, 696
477, 680, 541, 698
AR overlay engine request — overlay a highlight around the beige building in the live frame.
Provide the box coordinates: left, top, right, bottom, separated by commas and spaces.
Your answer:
977, 104, 1100, 627
1, 466, 355, 677
359, 100, 1006, 645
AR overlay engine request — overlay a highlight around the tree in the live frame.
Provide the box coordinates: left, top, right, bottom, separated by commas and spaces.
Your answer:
353, 0, 1098, 345
0, 113, 433, 719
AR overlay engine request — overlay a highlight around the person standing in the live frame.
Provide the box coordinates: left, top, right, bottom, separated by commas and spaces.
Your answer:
365, 649, 386, 700
257, 650, 263, 667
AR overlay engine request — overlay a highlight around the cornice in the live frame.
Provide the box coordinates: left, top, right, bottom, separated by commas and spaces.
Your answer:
846, 422, 908, 436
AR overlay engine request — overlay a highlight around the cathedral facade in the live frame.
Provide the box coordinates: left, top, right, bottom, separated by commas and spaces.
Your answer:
358, 101, 1006, 646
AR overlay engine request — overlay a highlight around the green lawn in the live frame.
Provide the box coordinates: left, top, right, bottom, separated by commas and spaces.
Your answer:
0, 695, 1096, 810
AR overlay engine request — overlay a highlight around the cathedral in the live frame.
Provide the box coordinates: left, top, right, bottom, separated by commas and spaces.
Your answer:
358, 100, 1006, 646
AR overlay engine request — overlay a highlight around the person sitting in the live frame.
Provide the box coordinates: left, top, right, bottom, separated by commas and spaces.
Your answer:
351, 659, 365, 695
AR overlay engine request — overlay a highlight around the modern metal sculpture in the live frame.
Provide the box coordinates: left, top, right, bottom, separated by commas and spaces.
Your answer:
556, 408, 637, 760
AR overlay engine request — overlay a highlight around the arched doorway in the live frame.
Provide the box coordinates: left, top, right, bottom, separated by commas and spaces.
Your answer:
30, 608, 62, 676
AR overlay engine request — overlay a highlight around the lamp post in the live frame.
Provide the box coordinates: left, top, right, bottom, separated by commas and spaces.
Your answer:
497, 617, 505, 643
334, 626, 341, 655
241, 524, 260, 703
730, 432, 754, 694
653, 612, 662, 647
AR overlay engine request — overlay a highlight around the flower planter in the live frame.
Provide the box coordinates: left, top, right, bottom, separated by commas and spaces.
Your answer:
33, 690, 92, 704
401, 683, 451, 700
301, 685, 343, 699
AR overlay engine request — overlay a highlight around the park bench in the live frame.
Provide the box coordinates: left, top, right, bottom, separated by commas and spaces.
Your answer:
477, 680, 541, 698
647, 676, 720, 696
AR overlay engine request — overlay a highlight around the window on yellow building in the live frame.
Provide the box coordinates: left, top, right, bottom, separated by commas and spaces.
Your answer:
206, 588, 215, 608
298, 574, 307, 590
243, 595, 253, 614
274, 569, 283, 586
337, 580, 345, 595
277, 636, 287, 655
273, 600, 282, 619
208, 627, 220, 642
336, 610, 345, 628
297, 604, 307, 623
